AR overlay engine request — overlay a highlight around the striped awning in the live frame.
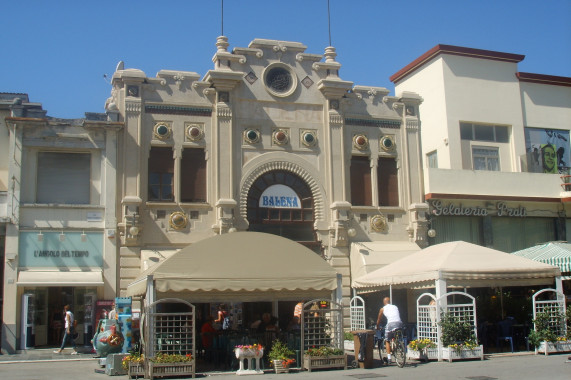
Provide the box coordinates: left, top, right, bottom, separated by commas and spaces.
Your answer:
511, 242, 571, 275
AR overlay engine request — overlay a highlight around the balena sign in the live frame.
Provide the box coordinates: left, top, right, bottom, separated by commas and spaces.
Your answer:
431, 200, 526, 217
259, 184, 302, 209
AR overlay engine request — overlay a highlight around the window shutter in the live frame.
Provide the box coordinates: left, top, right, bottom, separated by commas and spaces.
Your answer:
378, 157, 399, 206
350, 156, 372, 206
37, 152, 90, 204
181, 148, 206, 202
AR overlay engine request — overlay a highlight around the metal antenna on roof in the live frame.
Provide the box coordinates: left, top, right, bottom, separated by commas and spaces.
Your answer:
221, 0, 224, 36
327, 0, 332, 46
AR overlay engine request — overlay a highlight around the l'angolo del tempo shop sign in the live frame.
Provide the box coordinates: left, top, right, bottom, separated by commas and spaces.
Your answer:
19, 231, 103, 268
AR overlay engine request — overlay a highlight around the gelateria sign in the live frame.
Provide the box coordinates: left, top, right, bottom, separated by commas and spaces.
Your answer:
431, 200, 527, 217
259, 184, 302, 209
19, 231, 103, 268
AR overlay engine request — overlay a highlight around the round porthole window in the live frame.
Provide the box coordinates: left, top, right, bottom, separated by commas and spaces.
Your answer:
301, 130, 317, 147
353, 134, 369, 150
154, 123, 171, 140
380, 136, 395, 152
169, 212, 188, 230
263, 63, 297, 97
244, 129, 260, 144
273, 129, 289, 145
186, 125, 204, 141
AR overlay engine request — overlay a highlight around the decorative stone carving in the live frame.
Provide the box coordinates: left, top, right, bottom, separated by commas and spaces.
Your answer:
272, 128, 289, 146
370, 214, 388, 233
153, 122, 172, 140
169, 212, 188, 230
353, 134, 369, 150
186, 124, 204, 142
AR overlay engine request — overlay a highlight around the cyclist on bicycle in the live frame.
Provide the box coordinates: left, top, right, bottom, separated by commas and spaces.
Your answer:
376, 297, 403, 363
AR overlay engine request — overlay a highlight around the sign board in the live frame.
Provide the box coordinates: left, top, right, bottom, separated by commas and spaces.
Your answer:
259, 184, 301, 209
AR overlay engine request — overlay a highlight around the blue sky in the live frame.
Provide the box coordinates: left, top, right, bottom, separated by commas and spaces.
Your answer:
2, 0, 570, 119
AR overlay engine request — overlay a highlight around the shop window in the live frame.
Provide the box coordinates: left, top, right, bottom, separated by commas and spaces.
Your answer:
472, 146, 500, 171
491, 217, 555, 252
180, 148, 207, 203
350, 156, 372, 206
148, 147, 174, 201
378, 157, 399, 207
37, 152, 90, 204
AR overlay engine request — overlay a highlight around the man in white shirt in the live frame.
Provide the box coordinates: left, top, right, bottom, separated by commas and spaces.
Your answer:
376, 297, 403, 362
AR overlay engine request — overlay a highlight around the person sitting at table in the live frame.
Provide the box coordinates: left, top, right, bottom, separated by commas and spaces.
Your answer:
257, 313, 279, 332
201, 316, 217, 350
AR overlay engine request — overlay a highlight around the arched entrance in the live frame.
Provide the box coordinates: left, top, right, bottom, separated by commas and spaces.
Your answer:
246, 170, 321, 255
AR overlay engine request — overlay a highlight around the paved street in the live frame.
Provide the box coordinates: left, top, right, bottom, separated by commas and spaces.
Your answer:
0, 352, 569, 380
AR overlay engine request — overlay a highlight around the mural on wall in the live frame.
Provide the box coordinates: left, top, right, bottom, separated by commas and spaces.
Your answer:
525, 128, 570, 174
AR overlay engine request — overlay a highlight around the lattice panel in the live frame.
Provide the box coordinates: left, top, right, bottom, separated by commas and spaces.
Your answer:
350, 296, 366, 331
533, 289, 566, 337
417, 301, 438, 343
301, 299, 343, 354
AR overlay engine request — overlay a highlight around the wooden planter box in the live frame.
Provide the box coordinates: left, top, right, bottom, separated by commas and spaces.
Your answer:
442, 345, 484, 362
303, 354, 347, 372
149, 361, 195, 379
407, 348, 438, 361
537, 341, 571, 355
128, 362, 145, 378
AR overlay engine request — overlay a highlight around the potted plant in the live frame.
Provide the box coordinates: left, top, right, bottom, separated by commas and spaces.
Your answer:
438, 312, 483, 362
268, 340, 296, 373
529, 310, 571, 355
148, 352, 194, 379
122, 352, 145, 378
303, 346, 347, 372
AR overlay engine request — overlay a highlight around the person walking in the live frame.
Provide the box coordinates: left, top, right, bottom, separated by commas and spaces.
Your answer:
54, 304, 78, 355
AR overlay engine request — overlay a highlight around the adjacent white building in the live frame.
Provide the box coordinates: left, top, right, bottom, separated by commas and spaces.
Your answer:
392, 44, 571, 255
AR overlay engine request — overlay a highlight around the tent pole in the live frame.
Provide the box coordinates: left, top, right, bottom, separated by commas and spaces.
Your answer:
389, 284, 393, 302
500, 286, 504, 320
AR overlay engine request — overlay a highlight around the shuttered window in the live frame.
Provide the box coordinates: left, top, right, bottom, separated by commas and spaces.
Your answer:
37, 152, 90, 204
181, 148, 207, 203
350, 156, 372, 206
491, 217, 555, 252
430, 216, 484, 245
148, 147, 174, 201
378, 157, 399, 206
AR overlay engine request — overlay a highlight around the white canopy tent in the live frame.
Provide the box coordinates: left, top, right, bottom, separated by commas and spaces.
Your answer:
127, 232, 339, 303
352, 241, 562, 301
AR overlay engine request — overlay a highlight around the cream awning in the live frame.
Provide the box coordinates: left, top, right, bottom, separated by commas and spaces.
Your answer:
350, 241, 420, 280
127, 232, 338, 300
352, 241, 561, 292
18, 270, 104, 286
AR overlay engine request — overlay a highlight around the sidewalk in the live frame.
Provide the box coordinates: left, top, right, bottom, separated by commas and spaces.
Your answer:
0, 346, 98, 364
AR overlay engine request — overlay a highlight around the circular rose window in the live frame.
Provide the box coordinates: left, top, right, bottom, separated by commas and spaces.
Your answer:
263, 64, 297, 97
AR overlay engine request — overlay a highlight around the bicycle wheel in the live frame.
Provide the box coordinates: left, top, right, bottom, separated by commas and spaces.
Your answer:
394, 331, 406, 368
377, 340, 385, 365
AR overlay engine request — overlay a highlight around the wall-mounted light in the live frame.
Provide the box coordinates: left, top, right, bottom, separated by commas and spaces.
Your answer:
228, 227, 237, 233
428, 229, 437, 238
347, 228, 357, 238
37, 231, 44, 242
129, 226, 140, 237
59, 231, 66, 242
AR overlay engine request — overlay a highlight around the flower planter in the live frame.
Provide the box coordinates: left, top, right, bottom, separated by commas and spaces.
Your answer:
406, 348, 439, 361
235, 347, 264, 375
273, 361, 291, 374
149, 361, 195, 379
442, 345, 484, 362
303, 354, 347, 372
128, 362, 145, 378
536, 341, 571, 355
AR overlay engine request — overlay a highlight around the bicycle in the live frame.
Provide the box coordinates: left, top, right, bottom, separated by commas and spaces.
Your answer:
375, 326, 406, 368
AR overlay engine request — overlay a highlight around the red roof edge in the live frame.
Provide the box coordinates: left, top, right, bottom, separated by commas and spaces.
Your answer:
390, 44, 525, 84
516, 72, 571, 87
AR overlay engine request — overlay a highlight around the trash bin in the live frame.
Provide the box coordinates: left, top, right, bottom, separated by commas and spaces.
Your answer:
352, 329, 374, 369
